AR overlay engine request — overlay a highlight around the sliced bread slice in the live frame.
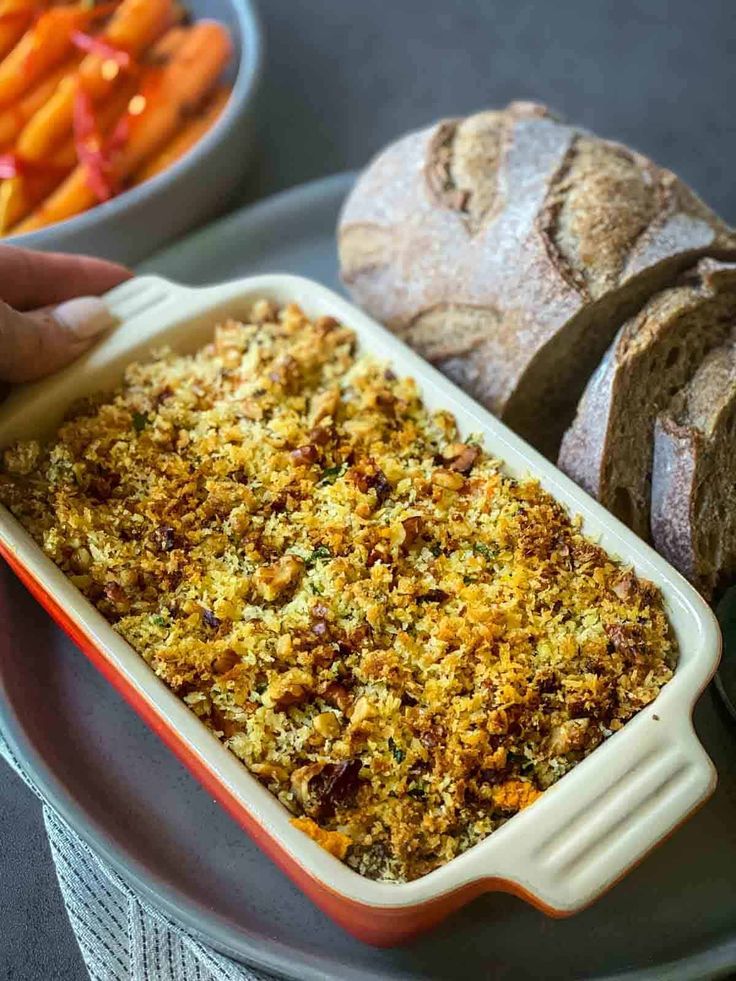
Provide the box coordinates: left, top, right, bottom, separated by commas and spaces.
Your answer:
557, 259, 736, 539
652, 335, 736, 598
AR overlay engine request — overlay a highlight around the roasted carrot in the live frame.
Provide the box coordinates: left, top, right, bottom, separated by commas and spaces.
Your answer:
1, 74, 137, 232
133, 84, 230, 183
0, 151, 69, 233
0, 55, 79, 148
115, 21, 232, 171
0, 3, 101, 109
139, 22, 186, 64
16, 0, 174, 160
17, 20, 231, 233
0, 25, 184, 231
0, 2, 33, 62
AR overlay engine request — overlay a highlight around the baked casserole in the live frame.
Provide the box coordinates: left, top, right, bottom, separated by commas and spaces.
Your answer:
0, 300, 676, 883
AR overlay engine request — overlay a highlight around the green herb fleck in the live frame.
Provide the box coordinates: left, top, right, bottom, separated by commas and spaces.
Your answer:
388, 737, 405, 763
310, 582, 324, 595
407, 782, 426, 800
430, 543, 443, 558
319, 463, 346, 485
463, 576, 476, 585
132, 411, 148, 432
151, 614, 167, 627
474, 542, 497, 560
307, 545, 332, 566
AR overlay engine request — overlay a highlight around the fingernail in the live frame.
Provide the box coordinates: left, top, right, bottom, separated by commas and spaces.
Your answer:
53, 296, 115, 340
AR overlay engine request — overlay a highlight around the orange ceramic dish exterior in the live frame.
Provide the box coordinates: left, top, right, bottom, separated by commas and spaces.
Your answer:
0, 275, 722, 946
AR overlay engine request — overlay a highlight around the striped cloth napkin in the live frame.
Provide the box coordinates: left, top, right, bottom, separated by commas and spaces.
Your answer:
1, 734, 270, 981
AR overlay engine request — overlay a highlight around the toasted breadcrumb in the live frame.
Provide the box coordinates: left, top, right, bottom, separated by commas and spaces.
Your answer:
0, 302, 676, 882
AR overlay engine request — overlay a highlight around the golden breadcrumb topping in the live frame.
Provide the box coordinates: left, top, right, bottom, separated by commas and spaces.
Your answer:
0, 301, 676, 882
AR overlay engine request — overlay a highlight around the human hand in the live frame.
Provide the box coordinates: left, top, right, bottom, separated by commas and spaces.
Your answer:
0, 245, 131, 383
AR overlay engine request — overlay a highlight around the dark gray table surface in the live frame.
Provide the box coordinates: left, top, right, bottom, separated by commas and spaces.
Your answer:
2, 1, 736, 978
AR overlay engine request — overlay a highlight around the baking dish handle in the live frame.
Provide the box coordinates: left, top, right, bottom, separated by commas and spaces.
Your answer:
104, 274, 200, 323
481, 715, 715, 914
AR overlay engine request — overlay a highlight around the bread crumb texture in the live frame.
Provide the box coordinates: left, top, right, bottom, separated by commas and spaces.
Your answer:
0, 301, 676, 882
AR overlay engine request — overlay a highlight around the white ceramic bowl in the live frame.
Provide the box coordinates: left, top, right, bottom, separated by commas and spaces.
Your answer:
0, 274, 721, 944
4, 0, 263, 265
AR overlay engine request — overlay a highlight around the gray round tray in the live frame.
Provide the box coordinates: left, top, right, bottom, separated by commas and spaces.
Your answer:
2, 173, 736, 981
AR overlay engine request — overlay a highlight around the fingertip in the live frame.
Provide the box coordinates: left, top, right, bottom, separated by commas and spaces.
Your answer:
53, 296, 116, 340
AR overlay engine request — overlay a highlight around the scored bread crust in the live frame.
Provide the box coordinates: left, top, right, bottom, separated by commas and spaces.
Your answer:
651, 336, 736, 598
338, 102, 736, 456
557, 259, 736, 540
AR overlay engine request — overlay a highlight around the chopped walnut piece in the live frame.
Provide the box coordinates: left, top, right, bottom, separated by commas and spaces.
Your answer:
442, 442, 480, 474
265, 668, 313, 708
269, 354, 301, 392
313, 711, 341, 739
315, 315, 340, 333
291, 444, 320, 466
401, 515, 422, 547
212, 649, 239, 674
254, 555, 304, 601
605, 622, 645, 658
291, 758, 362, 820
611, 570, 638, 602
349, 695, 375, 726
350, 465, 392, 504
291, 761, 325, 808
251, 299, 278, 323
251, 761, 289, 783
307, 425, 332, 446
319, 681, 353, 715
104, 582, 130, 612
72, 547, 92, 573
545, 718, 591, 755
310, 387, 341, 426
432, 469, 465, 490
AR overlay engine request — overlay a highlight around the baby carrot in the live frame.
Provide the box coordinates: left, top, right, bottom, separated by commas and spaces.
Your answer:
133, 85, 230, 184
17, 20, 231, 233
0, 55, 79, 149
0, 2, 33, 62
116, 21, 232, 170
0, 4, 95, 109
0, 153, 70, 234
16, 0, 174, 161
1, 74, 137, 232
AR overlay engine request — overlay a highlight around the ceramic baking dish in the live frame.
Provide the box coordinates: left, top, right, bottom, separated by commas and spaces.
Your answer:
0, 274, 722, 946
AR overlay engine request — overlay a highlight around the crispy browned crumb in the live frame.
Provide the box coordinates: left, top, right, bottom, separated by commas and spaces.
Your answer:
0, 300, 676, 882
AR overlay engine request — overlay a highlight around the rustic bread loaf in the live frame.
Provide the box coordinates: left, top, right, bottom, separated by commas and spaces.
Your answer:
557, 259, 736, 539
651, 334, 736, 598
338, 102, 736, 456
